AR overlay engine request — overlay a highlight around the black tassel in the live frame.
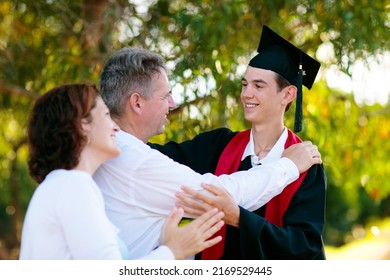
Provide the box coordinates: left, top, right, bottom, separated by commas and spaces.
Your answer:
294, 52, 303, 133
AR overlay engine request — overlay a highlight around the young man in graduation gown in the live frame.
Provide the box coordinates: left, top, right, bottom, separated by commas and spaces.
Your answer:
149, 25, 327, 260
94, 46, 322, 260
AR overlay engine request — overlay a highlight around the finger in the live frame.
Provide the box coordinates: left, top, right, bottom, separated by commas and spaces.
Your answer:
201, 220, 225, 241
176, 192, 210, 211
200, 235, 223, 251
314, 156, 322, 164
175, 202, 205, 217
181, 185, 210, 199
313, 151, 321, 158
181, 185, 216, 205
189, 208, 219, 228
311, 148, 319, 154
194, 210, 224, 232
302, 140, 312, 146
164, 207, 183, 229
190, 208, 218, 226
310, 152, 322, 164
201, 183, 226, 196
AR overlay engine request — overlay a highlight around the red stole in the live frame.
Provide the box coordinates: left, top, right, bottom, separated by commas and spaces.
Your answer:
265, 129, 308, 226
201, 128, 307, 260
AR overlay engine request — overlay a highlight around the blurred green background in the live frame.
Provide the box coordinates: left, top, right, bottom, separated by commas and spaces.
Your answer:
0, 0, 389, 260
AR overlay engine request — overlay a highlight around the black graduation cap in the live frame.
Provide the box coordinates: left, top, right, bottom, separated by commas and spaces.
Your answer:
248, 25, 321, 132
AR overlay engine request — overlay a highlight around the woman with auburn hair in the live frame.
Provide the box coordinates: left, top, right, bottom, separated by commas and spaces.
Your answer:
19, 83, 224, 260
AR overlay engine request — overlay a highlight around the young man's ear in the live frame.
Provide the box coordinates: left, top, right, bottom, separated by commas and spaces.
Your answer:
282, 85, 297, 105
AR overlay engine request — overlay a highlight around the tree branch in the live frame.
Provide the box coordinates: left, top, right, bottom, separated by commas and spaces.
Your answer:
169, 95, 214, 117
0, 81, 39, 100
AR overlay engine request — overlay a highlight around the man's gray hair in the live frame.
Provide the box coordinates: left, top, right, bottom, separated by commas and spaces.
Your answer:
100, 47, 166, 117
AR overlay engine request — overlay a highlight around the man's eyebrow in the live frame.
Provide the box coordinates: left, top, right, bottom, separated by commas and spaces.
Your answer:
241, 77, 268, 84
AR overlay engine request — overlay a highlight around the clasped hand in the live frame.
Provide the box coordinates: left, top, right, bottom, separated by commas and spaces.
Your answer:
175, 183, 240, 228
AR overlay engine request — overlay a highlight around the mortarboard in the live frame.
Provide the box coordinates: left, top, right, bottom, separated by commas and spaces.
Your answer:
248, 25, 321, 132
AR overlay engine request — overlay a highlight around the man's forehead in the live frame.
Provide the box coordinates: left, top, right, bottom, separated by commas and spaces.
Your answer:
151, 71, 171, 92
243, 66, 276, 82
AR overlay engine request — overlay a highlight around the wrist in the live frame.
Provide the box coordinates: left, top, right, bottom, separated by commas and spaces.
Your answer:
226, 205, 240, 228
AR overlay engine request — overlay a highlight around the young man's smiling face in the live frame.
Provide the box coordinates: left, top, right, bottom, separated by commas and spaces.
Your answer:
241, 66, 287, 126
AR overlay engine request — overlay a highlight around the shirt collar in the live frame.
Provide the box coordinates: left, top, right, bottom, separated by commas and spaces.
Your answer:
241, 127, 288, 165
116, 129, 145, 145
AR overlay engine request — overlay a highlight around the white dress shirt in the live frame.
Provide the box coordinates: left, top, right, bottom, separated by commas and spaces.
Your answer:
93, 129, 299, 259
242, 127, 288, 166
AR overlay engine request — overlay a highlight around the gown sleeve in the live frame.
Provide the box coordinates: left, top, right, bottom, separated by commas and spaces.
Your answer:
235, 164, 326, 259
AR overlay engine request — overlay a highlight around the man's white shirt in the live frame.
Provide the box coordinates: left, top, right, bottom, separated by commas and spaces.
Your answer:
93, 129, 299, 259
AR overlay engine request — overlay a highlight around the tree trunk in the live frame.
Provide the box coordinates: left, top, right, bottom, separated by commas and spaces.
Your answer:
80, 0, 109, 50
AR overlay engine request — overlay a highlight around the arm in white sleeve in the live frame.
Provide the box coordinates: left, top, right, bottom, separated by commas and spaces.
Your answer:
208, 157, 299, 211
132, 148, 298, 215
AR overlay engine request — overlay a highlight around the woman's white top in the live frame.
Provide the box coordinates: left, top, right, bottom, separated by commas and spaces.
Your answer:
19, 169, 174, 260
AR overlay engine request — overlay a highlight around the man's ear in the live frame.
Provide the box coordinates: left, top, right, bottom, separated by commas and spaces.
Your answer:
128, 92, 143, 115
282, 85, 297, 105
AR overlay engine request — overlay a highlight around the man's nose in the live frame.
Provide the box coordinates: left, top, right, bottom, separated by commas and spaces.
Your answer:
168, 95, 176, 109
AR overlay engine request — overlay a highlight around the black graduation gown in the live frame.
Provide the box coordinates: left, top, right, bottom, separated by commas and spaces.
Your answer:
149, 128, 327, 260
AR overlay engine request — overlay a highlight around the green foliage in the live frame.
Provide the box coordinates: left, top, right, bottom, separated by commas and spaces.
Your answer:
299, 82, 390, 245
0, 0, 389, 258
325, 217, 390, 259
